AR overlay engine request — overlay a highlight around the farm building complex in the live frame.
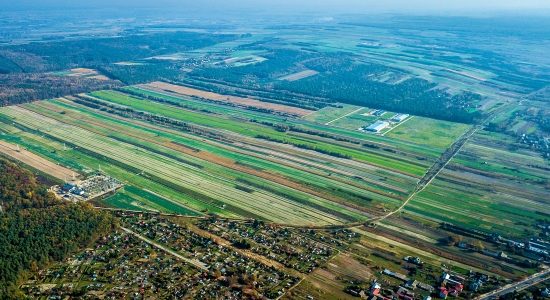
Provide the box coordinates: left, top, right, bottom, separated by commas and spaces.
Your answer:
363, 121, 390, 132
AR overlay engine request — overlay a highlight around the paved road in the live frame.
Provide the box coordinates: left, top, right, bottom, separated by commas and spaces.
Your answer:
119, 226, 209, 270
477, 268, 550, 300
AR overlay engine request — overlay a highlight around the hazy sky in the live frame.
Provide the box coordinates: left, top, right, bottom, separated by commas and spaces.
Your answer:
4, 0, 550, 15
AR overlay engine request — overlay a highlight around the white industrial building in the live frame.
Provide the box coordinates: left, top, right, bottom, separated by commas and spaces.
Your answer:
364, 121, 389, 132
391, 114, 409, 122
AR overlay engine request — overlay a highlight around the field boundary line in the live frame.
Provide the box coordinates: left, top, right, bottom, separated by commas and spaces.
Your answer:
325, 107, 364, 125
381, 116, 414, 136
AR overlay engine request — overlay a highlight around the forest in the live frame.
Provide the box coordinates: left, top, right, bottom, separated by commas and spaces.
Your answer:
0, 159, 117, 299
191, 49, 483, 123
98, 60, 183, 85
0, 31, 238, 107
0, 32, 238, 73
0, 73, 120, 106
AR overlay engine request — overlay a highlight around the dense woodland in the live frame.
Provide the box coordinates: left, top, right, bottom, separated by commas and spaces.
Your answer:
0, 32, 237, 73
0, 159, 117, 298
192, 49, 483, 123
0, 31, 238, 106
98, 61, 183, 85
0, 73, 120, 106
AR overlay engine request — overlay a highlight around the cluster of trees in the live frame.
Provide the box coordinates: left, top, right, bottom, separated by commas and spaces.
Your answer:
98, 61, 183, 85
0, 159, 117, 298
0, 73, 120, 107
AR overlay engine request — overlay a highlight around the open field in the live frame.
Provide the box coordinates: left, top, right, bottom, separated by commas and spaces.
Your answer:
51, 68, 112, 81
386, 117, 471, 149
103, 186, 201, 216
4, 18, 550, 300
278, 69, 319, 81
0, 96, 426, 223
303, 104, 364, 124
139, 81, 314, 116
3, 87, 544, 241
0, 139, 76, 180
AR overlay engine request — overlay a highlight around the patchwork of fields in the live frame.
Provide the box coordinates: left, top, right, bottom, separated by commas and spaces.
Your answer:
406, 130, 550, 236
1, 81, 547, 236
0, 84, 463, 225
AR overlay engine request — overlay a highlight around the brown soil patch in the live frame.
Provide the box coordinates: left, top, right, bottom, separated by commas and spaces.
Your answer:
70, 68, 96, 74
89, 75, 110, 81
331, 254, 372, 280
141, 81, 314, 117
0, 140, 76, 180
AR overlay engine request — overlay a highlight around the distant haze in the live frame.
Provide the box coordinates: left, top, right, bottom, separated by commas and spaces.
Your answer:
3, 0, 550, 15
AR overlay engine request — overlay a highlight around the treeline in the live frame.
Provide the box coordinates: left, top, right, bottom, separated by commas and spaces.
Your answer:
0, 159, 117, 298
123, 85, 305, 117
73, 95, 232, 143
0, 73, 120, 107
117, 87, 221, 115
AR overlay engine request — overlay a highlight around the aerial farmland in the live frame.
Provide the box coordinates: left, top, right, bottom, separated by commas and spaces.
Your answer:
1, 10, 550, 299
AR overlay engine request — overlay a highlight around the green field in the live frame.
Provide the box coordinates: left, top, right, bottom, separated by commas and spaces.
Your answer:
403, 129, 550, 236
1, 83, 545, 235
103, 186, 201, 215
303, 104, 364, 124
386, 117, 471, 149
89, 90, 430, 176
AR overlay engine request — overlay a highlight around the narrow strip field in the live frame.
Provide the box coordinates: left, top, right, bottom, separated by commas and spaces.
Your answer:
139, 81, 314, 116
0, 139, 75, 180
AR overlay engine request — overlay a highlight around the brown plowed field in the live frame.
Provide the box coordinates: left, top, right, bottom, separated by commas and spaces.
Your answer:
0, 140, 75, 180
